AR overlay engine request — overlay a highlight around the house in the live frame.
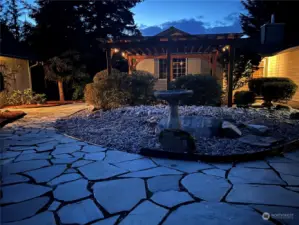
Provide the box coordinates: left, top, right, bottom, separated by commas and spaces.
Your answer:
0, 23, 32, 92
253, 45, 299, 102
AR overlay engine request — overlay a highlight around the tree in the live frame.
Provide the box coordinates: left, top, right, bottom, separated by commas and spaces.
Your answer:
43, 51, 88, 101
241, 0, 299, 47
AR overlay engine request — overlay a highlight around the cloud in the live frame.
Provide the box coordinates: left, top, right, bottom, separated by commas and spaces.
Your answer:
139, 13, 242, 36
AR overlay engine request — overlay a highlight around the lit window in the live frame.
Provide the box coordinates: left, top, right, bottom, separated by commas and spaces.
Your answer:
159, 59, 167, 79
173, 58, 186, 79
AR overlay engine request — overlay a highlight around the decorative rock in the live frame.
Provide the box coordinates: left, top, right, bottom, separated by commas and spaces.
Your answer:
93, 178, 146, 214
159, 116, 222, 138
104, 151, 142, 164
58, 199, 104, 224
1, 197, 50, 222
54, 179, 91, 201
114, 158, 157, 172
25, 165, 66, 183
221, 121, 242, 138
2, 160, 50, 175
82, 145, 106, 153
147, 175, 182, 192
239, 135, 282, 147
48, 173, 82, 186
269, 162, 299, 177
79, 161, 128, 180
252, 205, 299, 225
120, 167, 182, 178
91, 216, 120, 225
163, 202, 272, 225
84, 152, 105, 160
246, 124, 269, 135
2, 174, 29, 185
202, 168, 226, 178
1, 212, 56, 225
151, 190, 193, 208
226, 184, 299, 207
48, 201, 61, 211
72, 160, 93, 168
0, 183, 52, 204
152, 158, 212, 173
290, 111, 299, 120
228, 168, 285, 185
181, 173, 231, 201
159, 129, 196, 153
118, 200, 168, 225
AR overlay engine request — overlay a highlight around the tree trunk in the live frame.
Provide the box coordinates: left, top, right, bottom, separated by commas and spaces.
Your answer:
58, 80, 65, 102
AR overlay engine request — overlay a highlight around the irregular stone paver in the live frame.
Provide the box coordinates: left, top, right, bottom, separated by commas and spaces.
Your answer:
48, 173, 82, 186
72, 152, 85, 158
54, 179, 91, 201
151, 190, 193, 208
114, 158, 157, 172
119, 201, 168, 225
228, 168, 286, 185
51, 143, 81, 155
284, 151, 299, 162
0, 183, 52, 204
51, 157, 78, 164
2, 160, 50, 175
252, 204, 299, 225
147, 175, 182, 192
79, 161, 128, 180
265, 156, 295, 163
84, 152, 105, 160
280, 174, 299, 186
151, 158, 213, 173
7, 146, 35, 151
58, 199, 104, 224
15, 152, 49, 162
48, 201, 61, 211
286, 187, 299, 192
207, 163, 232, 170
0, 151, 21, 159
120, 167, 182, 178
72, 160, 93, 168
0, 158, 14, 166
82, 145, 106, 153
25, 165, 66, 183
236, 160, 270, 168
202, 168, 226, 178
36, 142, 57, 152
2, 212, 56, 225
270, 162, 299, 177
54, 154, 72, 158
163, 202, 272, 225
226, 184, 299, 207
93, 178, 146, 214
182, 173, 231, 201
104, 150, 142, 164
65, 168, 77, 173
2, 197, 49, 222
91, 216, 120, 225
2, 174, 29, 185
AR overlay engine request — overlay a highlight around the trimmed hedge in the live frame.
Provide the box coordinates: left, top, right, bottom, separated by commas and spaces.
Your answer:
248, 77, 297, 105
234, 91, 255, 107
170, 74, 222, 106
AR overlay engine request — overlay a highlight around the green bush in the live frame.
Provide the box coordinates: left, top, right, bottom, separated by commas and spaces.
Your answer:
170, 74, 222, 106
7, 89, 47, 105
128, 70, 157, 105
249, 77, 297, 106
234, 91, 255, 107
93, 68, 120, 83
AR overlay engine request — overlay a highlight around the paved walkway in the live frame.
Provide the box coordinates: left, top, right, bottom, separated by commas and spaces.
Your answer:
1, 104, 299, 225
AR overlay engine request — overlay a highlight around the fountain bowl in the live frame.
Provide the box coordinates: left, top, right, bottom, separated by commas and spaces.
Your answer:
154, 90, 193, 103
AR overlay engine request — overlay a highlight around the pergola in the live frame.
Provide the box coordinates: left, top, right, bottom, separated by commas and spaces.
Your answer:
97, 27, 281, 107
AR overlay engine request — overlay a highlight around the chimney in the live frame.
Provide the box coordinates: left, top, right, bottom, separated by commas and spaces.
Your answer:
261, 14, 285, 45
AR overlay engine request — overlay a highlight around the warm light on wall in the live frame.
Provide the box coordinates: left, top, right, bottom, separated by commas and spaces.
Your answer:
122, 52, 126, 57
113, 48, 119, 53
222, 45, 230, 52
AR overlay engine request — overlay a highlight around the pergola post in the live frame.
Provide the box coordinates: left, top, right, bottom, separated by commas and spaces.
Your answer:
227, 45, 235, 107
166, 47, 172, 90
127, 56, 132, 75
106, 48, 112, 75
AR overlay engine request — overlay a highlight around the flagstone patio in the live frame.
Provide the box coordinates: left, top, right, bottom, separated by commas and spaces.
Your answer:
1, 104, 299, 225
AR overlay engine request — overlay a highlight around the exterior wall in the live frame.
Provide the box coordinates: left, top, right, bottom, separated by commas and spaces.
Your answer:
187, 58, 201, 75
200, 59, 211, 75
0, 56, 31, 92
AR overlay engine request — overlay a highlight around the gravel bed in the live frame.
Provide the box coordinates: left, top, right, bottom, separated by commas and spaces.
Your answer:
55, 105, 299, 156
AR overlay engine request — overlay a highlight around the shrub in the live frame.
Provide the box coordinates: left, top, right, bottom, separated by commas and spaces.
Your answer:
0, 91, 7, 108
7, 89, 47, 105
249, 77, 297, 106
128, 70, 157, 105
170, 74, 222, 106
234, 91, 255, 107
93, 68, 120, 83
84, 83, 101, 109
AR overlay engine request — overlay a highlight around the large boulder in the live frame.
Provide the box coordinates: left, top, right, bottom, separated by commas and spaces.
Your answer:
221, 121, 242, 138
290, 112, 299, 120
239, 134, 282, 147
158, 116, 222, 139
246, 124, 269, 135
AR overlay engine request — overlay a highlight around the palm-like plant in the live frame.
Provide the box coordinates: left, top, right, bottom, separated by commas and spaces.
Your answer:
44, 50, 87, 101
